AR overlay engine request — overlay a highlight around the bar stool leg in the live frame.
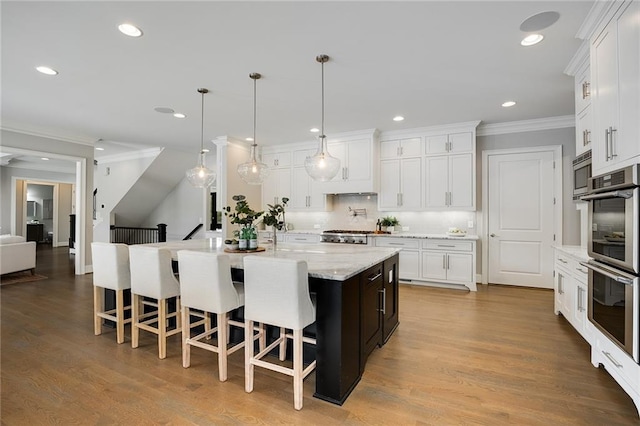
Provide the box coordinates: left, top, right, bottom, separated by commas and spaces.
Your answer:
182, 306, 191, 368
158, 298, 167, 359
245, 319, 254, 393
115, 289, 125, 344
132, 294, 140, 349
218, 312, 228, 381
93, 286, 103, 336
293, 328, 303, 410
279, 327, 287, 361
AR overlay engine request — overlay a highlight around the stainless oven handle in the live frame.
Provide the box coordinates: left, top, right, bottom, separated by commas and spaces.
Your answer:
580, 190, 634, 201
580, 261, 634, 285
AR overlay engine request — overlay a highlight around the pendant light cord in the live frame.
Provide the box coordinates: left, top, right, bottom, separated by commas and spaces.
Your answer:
200, 90, 205, 154
321, 59, 325, 140
253, 76, 257, 148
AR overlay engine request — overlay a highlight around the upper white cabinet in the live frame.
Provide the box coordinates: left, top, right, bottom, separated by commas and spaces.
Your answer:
424, 154, 474, 210
262, 150, 291, 168
380, 137, 422, 159
591, 0, 640, 173
378, 122, 479, 212
425, 132, 473, 155
379, 157, 422, 210
291, 166, 332, 211
262, 167, 291, 210
320, 129, 379, 194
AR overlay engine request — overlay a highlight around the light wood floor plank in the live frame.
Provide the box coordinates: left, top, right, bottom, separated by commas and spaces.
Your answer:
1, 246, 638, 424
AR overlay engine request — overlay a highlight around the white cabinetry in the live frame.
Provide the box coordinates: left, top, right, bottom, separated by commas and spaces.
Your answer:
262, 168, 291, 210
424, 153, 474, 210
591, 0, 640, 174
290, 148, 332, 211
262, 150, 291, 168
576, 104, 593, 155
553, 248, 592, 344
323, 132, 378, 194
425, 132, 473, 154
380, 138, 422, 159
421, 240, 474, 288
373, 237, 420, 279
379, 158, 422, 210
373, 236, 477, 291
284, 233, 320, 244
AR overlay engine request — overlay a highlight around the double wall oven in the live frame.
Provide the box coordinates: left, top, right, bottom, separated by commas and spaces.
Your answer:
581, 164, 640, 362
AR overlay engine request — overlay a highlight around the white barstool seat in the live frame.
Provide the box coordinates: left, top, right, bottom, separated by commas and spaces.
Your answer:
243, 256, 316, 410
178, 250, 251, 381
91, 242, 131, 344
129, 245, 182, 359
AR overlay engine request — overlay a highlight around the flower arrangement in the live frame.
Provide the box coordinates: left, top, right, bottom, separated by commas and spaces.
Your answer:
380, 216, 399, 227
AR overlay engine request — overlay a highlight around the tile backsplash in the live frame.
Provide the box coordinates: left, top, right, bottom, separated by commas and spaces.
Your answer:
285, 194, 476, 234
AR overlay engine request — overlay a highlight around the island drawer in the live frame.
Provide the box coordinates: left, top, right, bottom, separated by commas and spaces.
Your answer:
423, 240, 473, 252
374, 237, 420, 249
284, 234, 320, 243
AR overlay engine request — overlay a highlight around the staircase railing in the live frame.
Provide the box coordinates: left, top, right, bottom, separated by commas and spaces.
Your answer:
183, 223, 203, 240
110, 223, 167, 245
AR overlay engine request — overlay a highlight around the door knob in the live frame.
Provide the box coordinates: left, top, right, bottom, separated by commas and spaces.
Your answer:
490, 233, 497, 237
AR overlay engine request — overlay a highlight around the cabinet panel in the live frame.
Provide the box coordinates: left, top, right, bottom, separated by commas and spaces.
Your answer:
379, 160, 401, 209
424, 156, 448, 208
425, 134, 449, 154
449, 153, 474, 209
262, 151, 291, 168
361, 264, 383, 361
421, 251, 448, 281
400, 158, 422, 209
262, 168, 291, 210
448, 132, 473, 153
445, 253, 473, 283
576, 104, 593, 156
575, 63, 591, 115
381, 138, 422, 158
399, 250, 420, 280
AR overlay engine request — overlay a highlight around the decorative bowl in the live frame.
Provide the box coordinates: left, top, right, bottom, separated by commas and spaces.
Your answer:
225, 243, 240, 251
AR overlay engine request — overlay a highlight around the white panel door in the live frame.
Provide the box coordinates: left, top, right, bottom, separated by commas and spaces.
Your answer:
446, 253, 473, 283
487, 151, 555, 288
422, 251, 447, 281
291, 167, 310, 209
346, 139, 371, 181
449, 153, 473, 209
399, 250, 420, 280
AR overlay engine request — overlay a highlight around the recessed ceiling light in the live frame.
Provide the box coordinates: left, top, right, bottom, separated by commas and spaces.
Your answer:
521, 34, 544, 46
502, 101, 517, 107
245, 137, 254, 142
310, 128, 320, 133
95, 147, 105, 151
41, 157, 50, 161
154, 107, 174, 114
36, 66, 58, 75
393, 116, 405, 122
173, 113, 186, 119
118, 23, 143, 37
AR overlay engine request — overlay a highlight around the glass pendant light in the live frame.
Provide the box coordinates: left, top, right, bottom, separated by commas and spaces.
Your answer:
305, 54, 341, 181
237, 73, 269, 185
186, 88, 216, 188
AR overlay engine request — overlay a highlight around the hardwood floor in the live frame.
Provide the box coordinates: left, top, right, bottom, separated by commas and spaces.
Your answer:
2, 246, 639, 424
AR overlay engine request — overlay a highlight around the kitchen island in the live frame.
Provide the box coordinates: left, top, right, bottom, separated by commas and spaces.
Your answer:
146, 239, 401, 405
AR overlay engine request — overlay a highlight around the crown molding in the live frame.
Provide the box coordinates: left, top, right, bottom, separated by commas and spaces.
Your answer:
564, 40, 590, 76
476, 115, 575, 137
1, 125, 96, 146
379, 121, 481, 140
97, 147, 163, 164
576, 0, 623, 41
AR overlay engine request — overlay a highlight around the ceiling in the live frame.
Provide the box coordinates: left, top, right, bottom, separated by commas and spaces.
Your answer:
1, 1, 593, 168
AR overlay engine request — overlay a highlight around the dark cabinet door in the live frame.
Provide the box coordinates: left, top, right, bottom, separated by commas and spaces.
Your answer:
27, 223, 44, 242
361, 263, 383, 365
382, 254, 400, 343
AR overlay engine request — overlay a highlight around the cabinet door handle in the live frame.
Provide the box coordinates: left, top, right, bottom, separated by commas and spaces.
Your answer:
387, 242, 406, 246
603, 351, 623, 368
446, 254, 450, 270
558, 258, 568, 264
368, 272, 382, 281
605, 128, 610, 160
610, 127, 617, 158
582, 81, 590, 99
397, 193, 401, 207
399, 193, 403, 206
378, 288, 386, 314
576, 286, 582, 312
558, 278, 564, 294
442, 254, 447, 269
437, 244, 456, 248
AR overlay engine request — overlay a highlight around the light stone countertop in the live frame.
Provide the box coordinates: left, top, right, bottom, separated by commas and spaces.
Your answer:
144, 238, 400, 281
553, 245, 590, 262
371, 233, 479, 240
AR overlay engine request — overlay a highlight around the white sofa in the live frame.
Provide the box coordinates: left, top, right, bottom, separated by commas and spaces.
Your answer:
0, 235, 37, 275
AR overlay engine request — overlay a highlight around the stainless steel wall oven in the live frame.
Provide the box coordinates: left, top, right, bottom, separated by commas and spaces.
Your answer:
581, 164, 640, 362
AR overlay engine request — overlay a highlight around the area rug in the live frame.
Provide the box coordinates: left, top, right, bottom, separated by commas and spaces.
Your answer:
0, 271, 48, 286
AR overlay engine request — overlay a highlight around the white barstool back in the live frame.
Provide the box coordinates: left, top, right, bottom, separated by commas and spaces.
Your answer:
91, 242, 131, 344
178, 250, 252, 381
129, 245, 181, 359
129, 245, 180, 300
178, 251, 243, 313
243, 256, 315, 330
243, 256, 316, 410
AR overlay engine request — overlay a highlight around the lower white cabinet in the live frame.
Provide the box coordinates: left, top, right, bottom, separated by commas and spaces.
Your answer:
283, 233, 320, 244
553, 248, 592, 345
373, 236, 477, 291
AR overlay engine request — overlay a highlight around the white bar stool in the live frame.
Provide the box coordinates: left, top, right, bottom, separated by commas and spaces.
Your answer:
129, 245, 182, 359
91, 242, 132, 344
243, 256, 316, 410
177, 250, 249, 381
